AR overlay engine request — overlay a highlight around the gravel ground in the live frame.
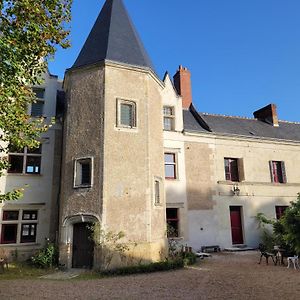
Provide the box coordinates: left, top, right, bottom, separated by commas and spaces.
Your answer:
0, 251, 300, 300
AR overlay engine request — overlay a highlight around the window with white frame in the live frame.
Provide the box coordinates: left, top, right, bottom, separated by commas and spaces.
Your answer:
8, 145, 42, 174
163, 106, 175, 131
117, 99, 136, 128
164, 153, 177, 179
74, 157, 93, 188
0, 210, 38, 244
31, 88, 45, 117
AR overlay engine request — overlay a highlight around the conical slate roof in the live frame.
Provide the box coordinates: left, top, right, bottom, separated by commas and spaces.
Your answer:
72, 0, 154, 70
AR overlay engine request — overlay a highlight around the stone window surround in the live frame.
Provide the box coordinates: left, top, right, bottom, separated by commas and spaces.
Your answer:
73, 156, 94, 189
153, 176, 163, 206
0, 209, 39, 245
116, 98, 137, 129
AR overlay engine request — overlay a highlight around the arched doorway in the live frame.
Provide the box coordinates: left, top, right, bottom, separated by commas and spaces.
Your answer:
61, 214, 100, 269
72, 222, 94, 268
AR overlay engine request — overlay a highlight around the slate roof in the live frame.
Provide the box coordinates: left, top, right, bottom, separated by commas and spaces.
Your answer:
72, 0, 154, 70
183, 110, 300, 142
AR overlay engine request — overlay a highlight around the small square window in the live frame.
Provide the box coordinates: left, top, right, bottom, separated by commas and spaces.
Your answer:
275, 206, 288, 220
26, 156, 41, 174
74, 158, 93, 188
22, 210, 38, 220
20, 224, 37, 243
117, 99, 136, 128
8, 155, 24, 173
3, 211, 19, 221
1, 224, 18, 244
32, 88, 45, 99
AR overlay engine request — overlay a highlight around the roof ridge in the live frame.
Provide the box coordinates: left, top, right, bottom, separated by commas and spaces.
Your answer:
279, 119, 300, 125
201, 112, 255, 121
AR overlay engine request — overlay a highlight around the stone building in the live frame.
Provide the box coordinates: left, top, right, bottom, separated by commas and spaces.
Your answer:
1, 0, 300, 268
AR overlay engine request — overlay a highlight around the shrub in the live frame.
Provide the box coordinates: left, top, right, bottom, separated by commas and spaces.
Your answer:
182, 252, 197, 266
31, 242, 58, 269
100, 259, 184, 276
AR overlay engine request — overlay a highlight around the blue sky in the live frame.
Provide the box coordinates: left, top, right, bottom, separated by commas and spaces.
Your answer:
49, 0, 300, 122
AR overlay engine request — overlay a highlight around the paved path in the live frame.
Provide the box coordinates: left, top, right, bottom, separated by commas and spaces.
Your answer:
1, 251, 300, 300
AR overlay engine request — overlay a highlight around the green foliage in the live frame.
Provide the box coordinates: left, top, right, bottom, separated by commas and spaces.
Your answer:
182, 252, 197, 266
256, 194, 300, 254
280, 194, 300, 254
100, 259, 184, 277
0, 0, 72, 201
31, 242, 58, 269
88, 223, 130, 270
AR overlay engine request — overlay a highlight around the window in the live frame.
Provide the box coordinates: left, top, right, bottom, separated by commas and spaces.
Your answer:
163, 106, 175, 131
275, 206, 288, 220
1, 210, 38, 244
164, 153, 177, 179
20, 224, 37, 243
224, 158, 244, 182
8, 145, 42, 174
154, 180, 160, 205
117, 99, 136, 128
31, 88, 45, 117
166, 208, 179, 237
270, 161, 287, 183
1, 224, 18, 244
74, 158, 93, 188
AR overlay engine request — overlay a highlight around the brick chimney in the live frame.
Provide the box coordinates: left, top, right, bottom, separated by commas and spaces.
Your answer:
173, 65, 193, 109
253, 104, 279, 127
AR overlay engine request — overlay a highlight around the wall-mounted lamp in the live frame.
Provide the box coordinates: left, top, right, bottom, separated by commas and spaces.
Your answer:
232, 184, 240, 196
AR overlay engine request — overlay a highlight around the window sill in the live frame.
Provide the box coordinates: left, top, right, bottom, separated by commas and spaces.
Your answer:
115, 126, 138, 133
73, 185, 93, 189
6, 173, 42, 177
217, 180, 300, 187
0, 242, 40, 247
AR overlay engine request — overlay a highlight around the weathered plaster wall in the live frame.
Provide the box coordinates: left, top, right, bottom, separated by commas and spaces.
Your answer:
59, 66, 104, 220
102, 64, 166, 261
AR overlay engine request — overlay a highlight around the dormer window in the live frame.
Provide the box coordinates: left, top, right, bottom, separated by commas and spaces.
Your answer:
163, 106, 175, 131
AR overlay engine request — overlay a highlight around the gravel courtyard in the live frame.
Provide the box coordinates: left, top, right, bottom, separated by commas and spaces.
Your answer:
0, 251, 300, 300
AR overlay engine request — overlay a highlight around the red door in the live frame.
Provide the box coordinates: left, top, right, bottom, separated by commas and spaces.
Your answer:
230, 206, 244, 244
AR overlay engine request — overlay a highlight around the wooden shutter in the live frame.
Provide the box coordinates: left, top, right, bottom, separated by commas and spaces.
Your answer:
269, 161, 275, 182
238, 158, 245, 182
281, 161, 287, 183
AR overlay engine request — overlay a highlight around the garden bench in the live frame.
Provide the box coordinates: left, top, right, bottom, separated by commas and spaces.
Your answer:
201, 245, 221, 253
258, 244, 276, 265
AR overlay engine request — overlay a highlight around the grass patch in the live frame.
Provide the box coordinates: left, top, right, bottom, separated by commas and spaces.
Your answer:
0, 262, 55, 280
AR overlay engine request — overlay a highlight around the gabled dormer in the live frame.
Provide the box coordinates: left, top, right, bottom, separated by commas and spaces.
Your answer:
162, 72, 184, 132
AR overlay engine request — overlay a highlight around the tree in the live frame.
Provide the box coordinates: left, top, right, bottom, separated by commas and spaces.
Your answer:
256, 194, 300, 255
280, 194, 300, 254
0, 0, 72, 201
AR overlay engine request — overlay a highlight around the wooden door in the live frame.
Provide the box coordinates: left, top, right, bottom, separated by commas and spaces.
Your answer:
230, 206, 244, 245
72, 223, 94, 269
